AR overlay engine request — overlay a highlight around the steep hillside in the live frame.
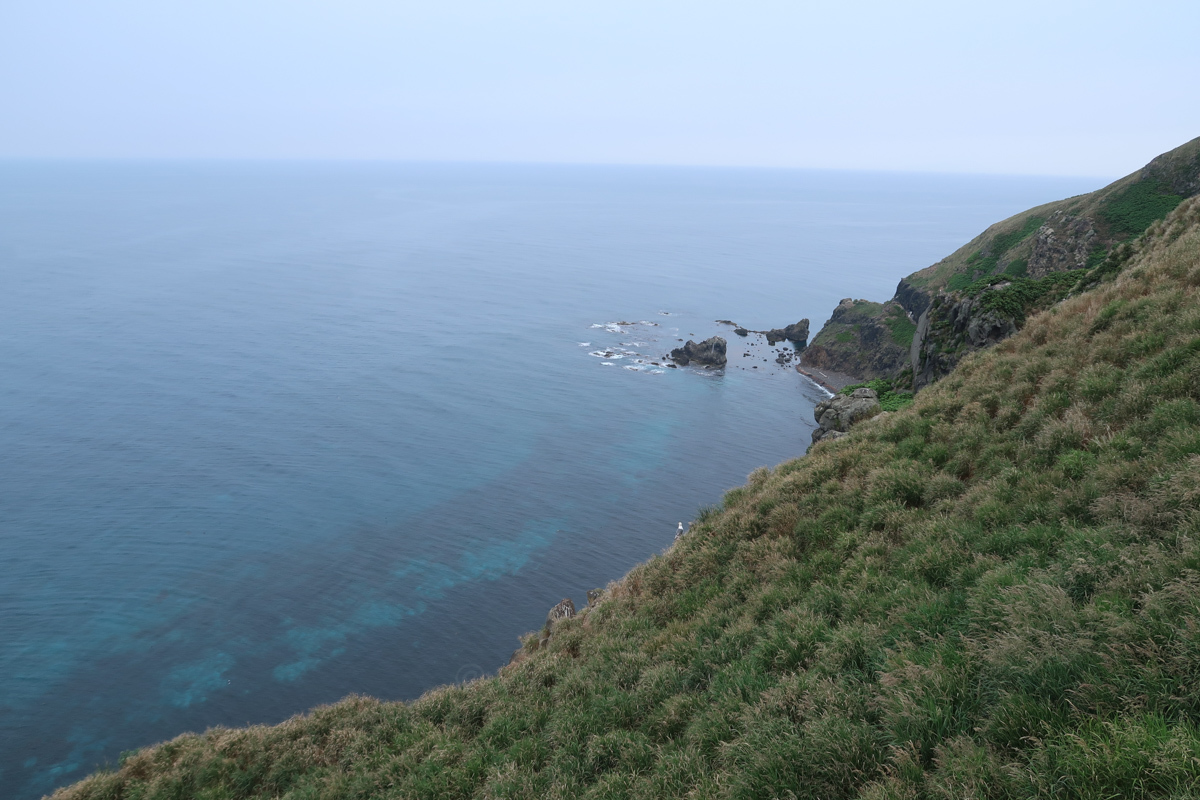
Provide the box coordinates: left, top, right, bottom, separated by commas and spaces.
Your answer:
55, 198, 1200, 799
803, 136, 1200, 388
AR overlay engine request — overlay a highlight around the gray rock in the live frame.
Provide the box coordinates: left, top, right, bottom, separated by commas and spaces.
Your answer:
895, 277, 932, 321
966, 310, 1018, 348
909, 308, 931, 381
546, 598, 576, 628
669, 336, 727, 367
810, 388, 882, 446
912, 285, 1023, 390
763, 319, 810, 348
1030, 214, 1096, 276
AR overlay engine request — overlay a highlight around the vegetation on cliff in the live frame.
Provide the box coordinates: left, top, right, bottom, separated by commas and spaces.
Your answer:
839, 379, 914, 413
915, 136, 1199, 294
55, 197, 1200, 799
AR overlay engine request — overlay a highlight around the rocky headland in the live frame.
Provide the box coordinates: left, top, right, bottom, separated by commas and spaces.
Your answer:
800, 136, 1200, 391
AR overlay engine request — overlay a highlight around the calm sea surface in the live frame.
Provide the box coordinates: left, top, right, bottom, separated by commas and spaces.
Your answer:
0, 162, 1100, 798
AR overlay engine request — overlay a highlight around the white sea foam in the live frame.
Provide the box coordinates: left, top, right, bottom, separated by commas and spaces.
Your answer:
577, 342, 590, 347
601, 362, 616, 366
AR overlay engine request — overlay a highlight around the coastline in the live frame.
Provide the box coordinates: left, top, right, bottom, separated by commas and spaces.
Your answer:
794, 364, 859, 394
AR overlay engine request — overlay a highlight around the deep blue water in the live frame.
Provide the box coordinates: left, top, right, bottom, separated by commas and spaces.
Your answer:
0, 162, 1101, 798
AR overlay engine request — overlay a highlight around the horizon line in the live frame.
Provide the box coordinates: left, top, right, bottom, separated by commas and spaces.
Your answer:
0, 155, 1117, 183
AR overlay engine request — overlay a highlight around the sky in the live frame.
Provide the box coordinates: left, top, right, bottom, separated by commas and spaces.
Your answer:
2, 0, 1198, 176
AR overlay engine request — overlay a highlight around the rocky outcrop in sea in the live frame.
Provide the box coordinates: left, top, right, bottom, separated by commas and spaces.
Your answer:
717, 319, 809, 349
669, 336, 727, 367
763, 320, 810, 346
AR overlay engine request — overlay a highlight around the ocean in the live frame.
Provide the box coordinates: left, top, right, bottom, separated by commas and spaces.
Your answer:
0, 161, 1101, 798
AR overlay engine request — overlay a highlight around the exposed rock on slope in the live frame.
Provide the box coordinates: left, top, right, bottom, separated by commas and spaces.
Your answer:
809, 387, 881, 446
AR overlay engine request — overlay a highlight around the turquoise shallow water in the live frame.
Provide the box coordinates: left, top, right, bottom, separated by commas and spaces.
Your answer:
0, 162, 1101, 798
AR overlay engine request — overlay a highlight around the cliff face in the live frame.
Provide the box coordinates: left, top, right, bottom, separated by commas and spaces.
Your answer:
803, 136, 1200, 390
800, 298, 914, 380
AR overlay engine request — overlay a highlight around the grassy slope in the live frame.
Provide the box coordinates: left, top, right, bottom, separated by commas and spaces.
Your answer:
910, 202, 1067, 291
56, 199, 1200, 800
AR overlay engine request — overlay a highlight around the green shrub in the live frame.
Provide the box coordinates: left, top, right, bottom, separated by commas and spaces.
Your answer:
1101, 179, 1184, 239
884, 309, 917, 348
961, 268, 1086, 324
840, 378, 914, 412
1003, 257, 1029, 277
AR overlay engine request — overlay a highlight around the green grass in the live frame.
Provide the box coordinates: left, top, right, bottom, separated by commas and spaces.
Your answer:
989, 214, 1046, 260
948, 216, 1047, 290
54, 198, 1200, 800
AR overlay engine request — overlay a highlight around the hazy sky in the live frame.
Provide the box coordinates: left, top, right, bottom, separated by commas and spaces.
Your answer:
2, 0, 1198, 176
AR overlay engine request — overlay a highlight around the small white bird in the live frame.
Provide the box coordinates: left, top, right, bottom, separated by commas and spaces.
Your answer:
676, 522, 685, 539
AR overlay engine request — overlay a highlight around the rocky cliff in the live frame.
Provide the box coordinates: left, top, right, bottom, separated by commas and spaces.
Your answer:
801, 136, 1200, 390
800, 298, 914, 380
